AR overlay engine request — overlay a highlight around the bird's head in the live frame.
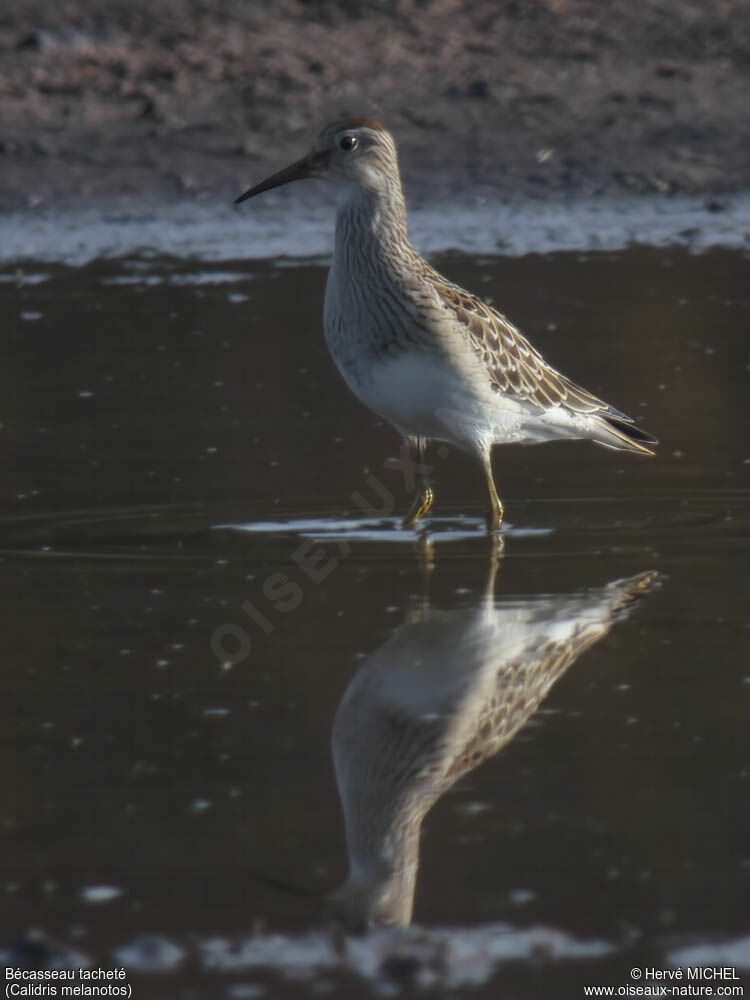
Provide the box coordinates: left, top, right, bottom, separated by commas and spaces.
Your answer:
236, 118, 399, 203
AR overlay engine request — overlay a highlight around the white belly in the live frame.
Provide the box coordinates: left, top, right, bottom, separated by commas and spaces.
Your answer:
323, 243, 589, 455
332, 347, 533, 454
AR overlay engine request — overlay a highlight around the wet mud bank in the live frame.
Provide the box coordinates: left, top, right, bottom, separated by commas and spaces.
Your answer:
2, 0, 750, 212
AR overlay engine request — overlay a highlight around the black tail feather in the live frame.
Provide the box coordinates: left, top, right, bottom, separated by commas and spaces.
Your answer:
605, 415, 658, 447
596, 413, 658, 454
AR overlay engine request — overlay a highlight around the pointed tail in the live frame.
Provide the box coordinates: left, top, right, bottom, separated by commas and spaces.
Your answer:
592, 411, 658, 455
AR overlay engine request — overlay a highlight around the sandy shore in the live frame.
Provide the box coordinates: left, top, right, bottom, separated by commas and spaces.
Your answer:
1, 0, 750, 213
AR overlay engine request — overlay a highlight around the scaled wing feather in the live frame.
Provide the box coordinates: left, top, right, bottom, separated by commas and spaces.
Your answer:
425, 273, 629, 421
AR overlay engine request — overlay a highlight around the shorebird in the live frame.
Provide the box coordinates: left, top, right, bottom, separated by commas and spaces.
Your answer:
328, 567, 657, 928
236, 119, 657, 531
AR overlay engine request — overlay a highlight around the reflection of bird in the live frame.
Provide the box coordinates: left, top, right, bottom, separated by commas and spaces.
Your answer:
236, 120, 656, 531
328, 568, 656, 929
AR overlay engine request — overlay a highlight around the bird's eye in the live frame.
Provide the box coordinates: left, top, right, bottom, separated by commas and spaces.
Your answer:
339, 135, 358, 152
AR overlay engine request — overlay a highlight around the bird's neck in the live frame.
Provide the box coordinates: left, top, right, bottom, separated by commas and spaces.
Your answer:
335, 805, 423, 928
334, 182, 411, 263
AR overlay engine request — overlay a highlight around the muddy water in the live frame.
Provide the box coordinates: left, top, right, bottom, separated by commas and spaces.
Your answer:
1, 248, 748, 996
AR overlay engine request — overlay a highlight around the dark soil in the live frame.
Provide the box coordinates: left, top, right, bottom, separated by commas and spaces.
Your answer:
1, 0, 749, 211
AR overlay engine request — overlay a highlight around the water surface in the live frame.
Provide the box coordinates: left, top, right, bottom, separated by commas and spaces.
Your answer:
1, 247, 748, 997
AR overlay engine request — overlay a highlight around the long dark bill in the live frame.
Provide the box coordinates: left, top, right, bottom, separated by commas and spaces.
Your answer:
235, 151, 328, 204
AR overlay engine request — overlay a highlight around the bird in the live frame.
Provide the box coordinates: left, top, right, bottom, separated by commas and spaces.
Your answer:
328, 565, 657, 928
236, 119, 657, 532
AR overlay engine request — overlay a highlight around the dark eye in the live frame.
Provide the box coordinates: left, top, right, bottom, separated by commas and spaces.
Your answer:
339, 134, 358, 152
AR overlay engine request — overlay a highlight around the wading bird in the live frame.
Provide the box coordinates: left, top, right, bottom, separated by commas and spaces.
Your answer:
237, 119, 656, 531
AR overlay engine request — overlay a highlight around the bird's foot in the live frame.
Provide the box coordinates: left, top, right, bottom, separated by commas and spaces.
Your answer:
486, 502, 504, 534
402, 485, 435, 530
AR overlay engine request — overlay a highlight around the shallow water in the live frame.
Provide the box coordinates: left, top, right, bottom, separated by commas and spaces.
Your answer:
1, 247, 749, 996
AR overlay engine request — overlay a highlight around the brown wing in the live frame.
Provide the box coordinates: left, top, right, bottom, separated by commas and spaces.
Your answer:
442, 633, 601, 783
427, 274, 619, 417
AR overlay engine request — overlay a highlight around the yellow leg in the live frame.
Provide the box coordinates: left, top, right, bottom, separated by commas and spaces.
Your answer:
402, 438, 434, 530
402, 484, 434, 529
483, 451, 504, 533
